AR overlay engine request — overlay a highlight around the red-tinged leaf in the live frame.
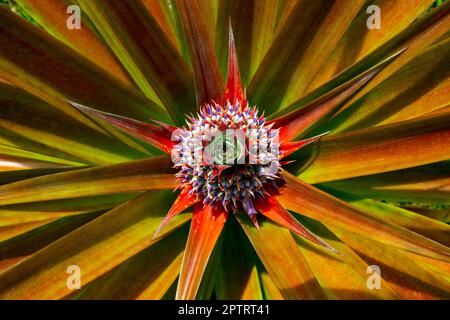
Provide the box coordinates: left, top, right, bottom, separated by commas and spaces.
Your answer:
195, 234, 223, 300
278, 4, 448, 125
322, 10, 450, 131
0, 191, 191, 299
331, 227, 450, 299
0, 8, 169, 125
141, 0, 184, 53
0, 84, 149, 165
0, 167, 79, 185
296, 110, 450, 184
0, 219, 54, 243
409, 207, 450, 224
0, 193, 135, 227
215, 0, 278, 83
279, 0, 365, 106
280, 132, 329, 159
78, 0, 196, 125
69, 227, 188, 300
309, 0, 439, 91
278, 170, 450, 262
321, 162, 450, 206
176, 203, 228, 300
0, 157, 177, 206
0, 212, 102, 272
15, 0, 132, 85
270, 71, 377, 143
0, 145, 77, 171
70, 102, 176, 154
176, 0, 224, 105
327, 37, 450, 133
290, 218, 398, 299
222, 24, 246, 107
255, 196, 338, 255
338, 195, 450, 247
248, 0, 331, 114
236, 215, 326, 299
153, 187, 198, 239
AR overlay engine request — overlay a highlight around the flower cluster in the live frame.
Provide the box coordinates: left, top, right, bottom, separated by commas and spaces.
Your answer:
172, 101, 281, 217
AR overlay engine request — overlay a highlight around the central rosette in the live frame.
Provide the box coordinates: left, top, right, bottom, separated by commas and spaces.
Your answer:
171, 101, 281, 219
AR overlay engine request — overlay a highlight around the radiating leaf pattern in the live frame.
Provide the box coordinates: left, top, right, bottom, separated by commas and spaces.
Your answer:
0, 0, 448, 300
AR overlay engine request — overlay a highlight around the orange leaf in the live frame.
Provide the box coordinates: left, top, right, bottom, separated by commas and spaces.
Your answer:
176, 203, 228, 299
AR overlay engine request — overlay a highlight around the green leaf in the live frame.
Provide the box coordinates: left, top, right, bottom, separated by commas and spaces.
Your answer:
248, 0, 336, 114
176, 0, 224, 105
0, 7, 169, 125
0, 211, 102, 272
309, 0, 434, 91
268, 70, 377, 142
215, 218, 263, 300
325, 37, 450, 133
279, 0, 365, 107
279, 171, 450, 262
341, 196, 450, 247
141, 0, 185, 56
237, 214, 326, 299
318, 10, 450, 131
258, 268, 284, 300
0, 193, 135, 227
0, 167, 79, 185
78, 0, 196, 125
321, 162, 450, 206
15, 0, 132, 84
295, 110, 450, 183
0, 156, 176, 206
215, 0, 278, 83
0, 145, 81, 170
0, 191, 191, 299
278, 2, 448, 121
70, 226, 187, 300
0, 83, 149, 164
332, 227, 450, 299
292, 217, 398, 299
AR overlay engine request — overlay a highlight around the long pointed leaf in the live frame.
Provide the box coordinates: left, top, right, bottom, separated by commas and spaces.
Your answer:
237, 214, 326, 299
215, 0, 278, 83
270, 71, 376, 143
0, 191, 191, 299
15, 0, 132, 84
70, 102, 176, 154
78, 0, 196, 125
70, 227, 187, 300
321, 162, 450, 206
0, 84, 149, 164
176, 203, 227, 299
176, 0, 224, 105
255, 196, 338, 254
332, 227, 450, 299
215, 218, 263, 300
278, 171, 450, 262
296, 110, 450, 183
0, 156, 176, 206
309, 0, 433, 90
328, 37, 450, 133
0, 7, 168, 124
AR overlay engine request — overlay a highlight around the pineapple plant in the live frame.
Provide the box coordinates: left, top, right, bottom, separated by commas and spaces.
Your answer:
0, 0, 449, 300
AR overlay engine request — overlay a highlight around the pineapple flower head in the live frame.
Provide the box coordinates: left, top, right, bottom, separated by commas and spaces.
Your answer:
71, 27, 334, 250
